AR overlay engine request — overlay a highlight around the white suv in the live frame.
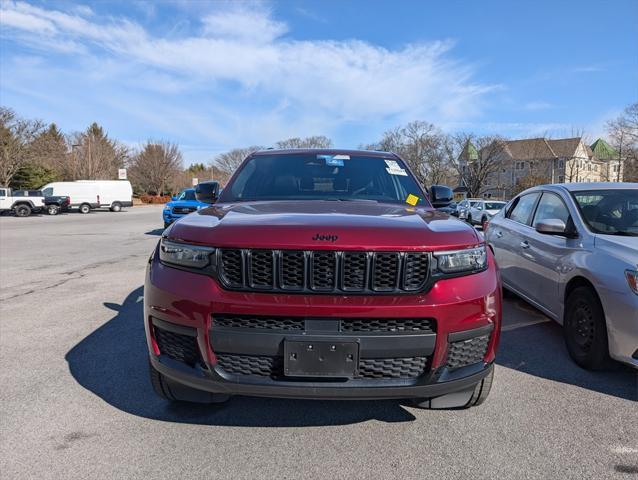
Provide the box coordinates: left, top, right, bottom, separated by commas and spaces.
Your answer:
0, 187, 45, 217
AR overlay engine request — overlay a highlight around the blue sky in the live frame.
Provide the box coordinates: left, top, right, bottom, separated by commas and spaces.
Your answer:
1, 0, 637, 165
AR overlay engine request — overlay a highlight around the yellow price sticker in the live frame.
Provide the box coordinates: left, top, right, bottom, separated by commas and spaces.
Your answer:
405, 194, 419, 206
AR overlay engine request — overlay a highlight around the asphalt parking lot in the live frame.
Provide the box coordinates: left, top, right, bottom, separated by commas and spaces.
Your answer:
1, 206, 636, 480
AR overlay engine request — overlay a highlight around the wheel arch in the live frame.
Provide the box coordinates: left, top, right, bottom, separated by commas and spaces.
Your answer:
12, 200, 34, 209
562, 275, 604, 324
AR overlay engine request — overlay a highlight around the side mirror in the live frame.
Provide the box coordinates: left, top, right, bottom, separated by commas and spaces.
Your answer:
171, 196, 177, 201
195, 181, 220, 204
429, 185, 453, 208
535, 218, 574, 237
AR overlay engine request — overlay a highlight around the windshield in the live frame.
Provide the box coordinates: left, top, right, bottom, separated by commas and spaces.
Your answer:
573, 189, 638, 236
220, 154, 428, 206
485, 202, 506, 210
178, 190, 196, 201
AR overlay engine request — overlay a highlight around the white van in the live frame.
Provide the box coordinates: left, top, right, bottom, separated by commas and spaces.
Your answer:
41, 180, 133, 213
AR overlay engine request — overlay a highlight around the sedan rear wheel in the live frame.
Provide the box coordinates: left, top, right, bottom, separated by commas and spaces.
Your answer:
564, 286, 610, 370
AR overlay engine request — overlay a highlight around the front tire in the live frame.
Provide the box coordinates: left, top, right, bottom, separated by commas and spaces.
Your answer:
564, 286, 610, 370
14, 204, 32, 217
467, 214, 473, 225
47, 205, 60, 215
79, 203, 91, 214
148, 360, 229, 404
110, 202, 122, 212
413, 367, 494, 409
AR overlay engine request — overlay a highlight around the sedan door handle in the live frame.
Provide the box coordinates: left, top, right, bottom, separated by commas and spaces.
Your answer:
520, 240, 530, 249
495, 231, 503, 238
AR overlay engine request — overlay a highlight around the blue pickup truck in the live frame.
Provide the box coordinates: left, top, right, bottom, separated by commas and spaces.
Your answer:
162, 188, 209, 228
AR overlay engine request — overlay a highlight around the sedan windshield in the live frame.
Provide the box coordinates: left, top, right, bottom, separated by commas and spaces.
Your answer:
573, 189, 638, 236
220, 154, 428, 206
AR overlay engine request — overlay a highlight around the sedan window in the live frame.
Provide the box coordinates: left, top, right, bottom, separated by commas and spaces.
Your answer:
533, 193, 571, 226
573, 189, 638, 235
507, 193, 541, 225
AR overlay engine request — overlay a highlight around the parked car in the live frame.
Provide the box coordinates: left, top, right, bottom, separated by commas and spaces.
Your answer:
465, 200, 507, 226
457, 198, 482, 221
162, 182, 220, 229
0, 187, 44, 217
485, 182, 638, 370
40, 180, 133, 213
146, 149, 501, 409
44, 195, 71, 215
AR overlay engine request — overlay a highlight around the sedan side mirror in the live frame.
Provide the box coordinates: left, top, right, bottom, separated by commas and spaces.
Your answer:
171, 196, 177, 201
535, 218, 573, 236
429, 185, 453, 208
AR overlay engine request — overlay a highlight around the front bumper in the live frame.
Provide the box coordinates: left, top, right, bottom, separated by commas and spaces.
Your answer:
163, 210, 186, 224
144, 247, 502, 399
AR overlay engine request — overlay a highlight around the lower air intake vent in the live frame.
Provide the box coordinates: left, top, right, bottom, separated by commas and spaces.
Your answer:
446, 335, 490, 369
153, 324, 202, 367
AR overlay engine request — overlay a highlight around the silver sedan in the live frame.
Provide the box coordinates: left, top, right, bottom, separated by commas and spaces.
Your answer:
485, 182, 638, 370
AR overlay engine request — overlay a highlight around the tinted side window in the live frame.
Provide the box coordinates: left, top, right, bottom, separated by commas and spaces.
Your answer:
507, 193, 540, 225
533, 193, 570, 226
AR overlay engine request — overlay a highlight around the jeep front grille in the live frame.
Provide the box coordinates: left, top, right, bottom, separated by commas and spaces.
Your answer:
217, 249, 430, 294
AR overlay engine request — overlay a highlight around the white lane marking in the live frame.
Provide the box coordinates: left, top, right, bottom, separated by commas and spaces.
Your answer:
611, 446, 638, 454
501, 318, 551, 332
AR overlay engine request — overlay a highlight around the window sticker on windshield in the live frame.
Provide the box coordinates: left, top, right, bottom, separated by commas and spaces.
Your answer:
384, 159, 407, 176
405, 194, 420, 206
317, 154, 348, 167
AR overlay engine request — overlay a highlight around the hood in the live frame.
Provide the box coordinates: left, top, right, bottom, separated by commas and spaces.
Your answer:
166, 200, 481, 251
594, 234, 638, 266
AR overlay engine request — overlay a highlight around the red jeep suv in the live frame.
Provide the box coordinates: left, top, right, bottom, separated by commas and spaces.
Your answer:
145, 149, 501, 409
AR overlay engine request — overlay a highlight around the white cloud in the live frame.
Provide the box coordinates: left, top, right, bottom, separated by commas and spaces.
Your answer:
201, 8, 288, 42
0, 1, 496, 156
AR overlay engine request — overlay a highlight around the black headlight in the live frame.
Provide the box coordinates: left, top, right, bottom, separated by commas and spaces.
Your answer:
432, 245, 487, 275
159, 238, 216, 269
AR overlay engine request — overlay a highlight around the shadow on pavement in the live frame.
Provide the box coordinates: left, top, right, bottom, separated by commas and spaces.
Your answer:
497, 294, 637, 401
66, 287, 417, 426
145, 229, 164, 236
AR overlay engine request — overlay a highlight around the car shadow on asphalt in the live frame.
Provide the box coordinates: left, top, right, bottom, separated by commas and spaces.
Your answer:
145, 229, 164, 236
496, 294, 637, 401
65, 286, 417, 426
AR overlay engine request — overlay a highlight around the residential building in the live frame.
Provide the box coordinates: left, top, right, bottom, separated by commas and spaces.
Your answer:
457, 136, 622, 199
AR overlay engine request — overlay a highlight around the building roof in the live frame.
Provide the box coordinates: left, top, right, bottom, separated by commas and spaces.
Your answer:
590, 138, 618, 160
458, 140, 478, 161
546, 137, 582, 158
501, 138, 556, 160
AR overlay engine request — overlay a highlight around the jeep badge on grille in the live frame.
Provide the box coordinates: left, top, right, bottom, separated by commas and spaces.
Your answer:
312, 234, 338, 242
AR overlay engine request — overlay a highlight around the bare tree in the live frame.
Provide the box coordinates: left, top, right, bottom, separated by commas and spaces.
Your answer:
129, 141, 184, 195
275, 136, 333, 149
212, 145, 263, 176
449, 133, 506, 197
27, 123, 68, 173
66, 123, 128, 180
368, 121, 454, 187
607, 102, 638, 182
0, 107, 45, 186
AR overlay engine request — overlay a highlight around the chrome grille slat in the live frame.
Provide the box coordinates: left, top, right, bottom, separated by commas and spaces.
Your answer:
218, 249, 430, 294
